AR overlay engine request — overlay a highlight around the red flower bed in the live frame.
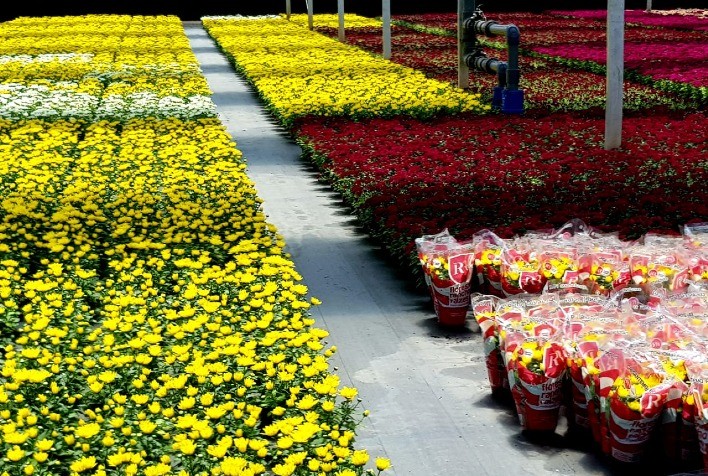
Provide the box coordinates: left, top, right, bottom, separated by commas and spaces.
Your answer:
501, 27, 705, 47
393, 11, 708, 90
316, 25, 690, 114
395, 12, 605, 31
395, 11, 708, 33
550, 9, 708, 31
535, 41, 708, 87
294, 112, 708, 272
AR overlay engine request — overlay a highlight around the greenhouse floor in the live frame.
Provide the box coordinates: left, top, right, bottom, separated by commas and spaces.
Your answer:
184, 21, 624, 476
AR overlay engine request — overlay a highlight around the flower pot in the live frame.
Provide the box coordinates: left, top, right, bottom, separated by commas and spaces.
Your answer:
513, 366, 565, 432
608, 395, 661, 463
430, 278, 471, 327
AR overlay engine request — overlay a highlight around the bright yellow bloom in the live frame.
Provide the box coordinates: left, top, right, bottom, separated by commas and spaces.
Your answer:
139, 420, 157, 434
70, 456, 97, 473
7, 446, 25, 462
35, 439, 54, 451
272, 463, 296, 476
75, 423, 101, 439
376, 457, 391, 471
339, 387, 358, 400
276, 436, 293, 449
144, 463, 171, 476
351, 449, 369, 466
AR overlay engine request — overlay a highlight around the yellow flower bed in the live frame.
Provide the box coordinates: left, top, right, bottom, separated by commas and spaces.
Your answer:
0, 15, 211, 120
0, 14, 387, 476
203, 17, 488, 124
284, 13, 382, 28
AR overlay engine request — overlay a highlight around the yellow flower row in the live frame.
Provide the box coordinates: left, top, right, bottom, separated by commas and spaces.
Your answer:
0, 14, 387, 476
0, 15, 192, 55
0, 116, 379, 475
202, 16, 489, 123
0, 15, 210, 100
284, 13, 382, 28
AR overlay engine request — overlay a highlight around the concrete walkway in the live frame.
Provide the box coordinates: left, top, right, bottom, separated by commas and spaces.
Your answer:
183, 22, 617, 476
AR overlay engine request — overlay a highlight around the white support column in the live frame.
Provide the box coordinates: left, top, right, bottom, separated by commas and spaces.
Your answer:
338, 0, 345, 41
307, 0, 314, 31
457, 0, 469, 88
286, 0, 291, 20
604, 0, 625, 150
645, 0, 652, 12
382, 0, 391, 59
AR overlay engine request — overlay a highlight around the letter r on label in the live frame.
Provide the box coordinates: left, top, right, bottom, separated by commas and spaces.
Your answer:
453, 262, 466, 275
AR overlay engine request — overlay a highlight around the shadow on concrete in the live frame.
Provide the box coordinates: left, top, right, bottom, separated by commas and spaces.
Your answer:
199, 63, 238, 74
210, 89, 262, 106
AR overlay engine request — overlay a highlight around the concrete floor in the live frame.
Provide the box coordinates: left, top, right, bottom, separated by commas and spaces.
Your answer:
184, 22, 621, 476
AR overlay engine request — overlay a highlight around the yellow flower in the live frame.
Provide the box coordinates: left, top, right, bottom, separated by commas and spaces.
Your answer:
131, 394, 149, 405
70, 456, 97, 473
376, 457, 391, 471
220, 456, 250, 475
339, 387, 358, 400
351, 449, 369, 466
272, 463, 296, 476
109, 417, 124, 428
144, 463, 171, 476
179, 396, 196, 410
139, 420, 157, 434
206, 406, 228, 420
207, 443, 228, 458
35, 439, 54, 451
7, 446, 25, 462
296, 394, 318, 410
99, 371, 118, 383
4, 431, 29, 444
276, 436, 293, 449
173, 438, 197, 455
75, 423, 101, 439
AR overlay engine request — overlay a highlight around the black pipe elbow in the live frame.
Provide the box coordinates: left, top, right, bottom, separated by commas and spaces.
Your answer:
506, 25, 520, 46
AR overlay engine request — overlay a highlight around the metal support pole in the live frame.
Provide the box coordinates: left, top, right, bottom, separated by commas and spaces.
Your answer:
382, 0, 391, 59
338, 0, 345, 41
646, 0, 652, 12
605, 0, 624, 150
457, 0, 470, 88
306, 0, 314, 31
286, 0, 291, 20
458, 0, 477, 89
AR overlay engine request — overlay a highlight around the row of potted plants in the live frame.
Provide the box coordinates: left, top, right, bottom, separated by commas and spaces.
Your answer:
413, 220, 707, 472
